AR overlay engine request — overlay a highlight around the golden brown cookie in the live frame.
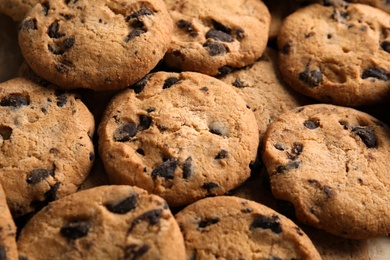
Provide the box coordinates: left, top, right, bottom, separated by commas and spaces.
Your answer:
0, 184, 18, 260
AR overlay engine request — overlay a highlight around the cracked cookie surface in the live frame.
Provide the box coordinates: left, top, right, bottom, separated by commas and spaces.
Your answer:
175, 196, 321, 260
17, 185, 185, 260
262, 104, 390, 239
98, 71, 259, 207
278, 3, 390, 106
0, 78, 95, 217
163, 0, 270, 76
18, 0, 173, 91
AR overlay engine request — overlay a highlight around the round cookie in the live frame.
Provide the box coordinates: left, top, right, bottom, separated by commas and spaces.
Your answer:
175, 196, 321, 260
163, 0, 270, 76
346, 0, 390, 14
98, 71, 259, 208
18, 0, 173, 91
0, 184, 18, 260
219, 48, 311, 142
0, 78, 95, 217
262, 104, 390, 239
17, 185, 186, 259
0, 0, 39, 22
278, 3, 390, 106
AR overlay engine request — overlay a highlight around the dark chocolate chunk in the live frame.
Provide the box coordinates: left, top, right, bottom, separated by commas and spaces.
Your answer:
48, 44, 64, 55
130, 75, 150, 93
299, 67, 322, 87
124, 244, 149, 259
232, 78, 243, 88
361, 67, 389, 81
203, 41, 227, 56
212, 20, 231, 34
48, 22, 65, 39
323, 185, 334, 198
146, 108, 155, 113
198, 217, 220, 228
63, 37, 75, 49
114, 122, 137, 142
55, 92, 67, 107
177, 19, 198, 37
138, 115, 152, 130
291, 142, 303, 156
55, 63, 69, 74
136, 148, 145, 155
131, 20, 145, 29
26, 169, 55, 184
163, 77, 180, 89
205, 29, 233, 42
276, 161, 300, 173
214, 150, 228, 159
381, 41, 390, 53
106, 193, 138, 214
182, 157, 193, 179
351, 126, 377, 148
60, 221, 90, 240
151, 158, 178, 179
218, 66, 232, 76
304, 119, 320, 129
42, 2, 50, 16
202, 182, 219, 191
129, 209, 162, 232
126, 8, 153, 21
125, 29, 146, 42
0, 126, 12, 140
251, 214, 282, 234
20, 18, 38, 30
1, 94, 29, 107
236, 28, 245, 40
274, 144, 285, 151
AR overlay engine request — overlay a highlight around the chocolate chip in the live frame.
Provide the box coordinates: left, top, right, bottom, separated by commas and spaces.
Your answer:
182, 157, 193, 179
151, 158, 178, 179
291, 142, 303, 156
304, 119, 320, 129
323, 185, 334, 198
130, 75, 150, 93
236, 28, 245, 40
163, 77, 180, 89
251, 215, 282, 234
146, 108, 155, 113
1, 94, 30, 107
274, 144, 285, 151
63, 37, 75, 49
232, 78, 244, 88
381, 41, 390, 53
351, 126, 377, 148
218, 66, 232, 76
60, 221, 90, 240
198, 217, 220, 228
0, 126, 12, 140
106, 193, 138, 214
202, 182, 219, 191
45, 182, 60, 202
125, 29, 146, 42
55, 63, 69, 74
20, 18, 38, 30
55, 92, 67, 107
212, 20, 231, 34
361, 67, 389, 81
114, 122, 137, 142
48, 44, 64, 55
177, 19, 198, 37
276, 161, 300, 173
127, 8, 153, 20
129, 209, 162, 232
214, 150, 228, 159
136, 148, 145, 155
48, 22, 65, 39
42, 2, 50, 16
299, 67, 322, 87
131, 20, 145, 29
203, 41, 227, 56
205, 29, 233, 42
138, 115, 152, 130
26, 169, 55, 184
124, 244, 149, 259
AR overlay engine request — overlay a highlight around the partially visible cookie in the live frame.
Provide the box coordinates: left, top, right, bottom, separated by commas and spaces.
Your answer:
219, 48, 311, 142
0, 184, 18, 260
163, 0, 270, 76
346, 0, 390, 14
18, 0, 173, 91
0, 78, 95, 217
0, 0, 39, 22
278, 3, 390, 106
17, 185, 186, 259
98, 71, 259, 208
262, 104, 390, 239
175, 196, 321, 259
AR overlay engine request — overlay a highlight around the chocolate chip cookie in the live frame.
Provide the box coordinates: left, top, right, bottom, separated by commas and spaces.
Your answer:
17, 185, 185, 259
262, 104, 390, 239
0, 77, 95, 217
163, 0, 270, 76
278, 2, 390, 106
98, 71, 259, 208
0, 0, 38, 22
18, 0, 173, 91
0, 184, 18, 260
175, 196, 321, 259
346, 0, 390, 14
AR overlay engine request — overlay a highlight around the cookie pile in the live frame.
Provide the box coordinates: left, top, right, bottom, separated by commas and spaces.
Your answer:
1, 0, 390, 259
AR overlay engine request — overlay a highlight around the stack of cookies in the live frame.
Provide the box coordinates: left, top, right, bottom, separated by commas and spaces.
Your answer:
1, 0, 390, 259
